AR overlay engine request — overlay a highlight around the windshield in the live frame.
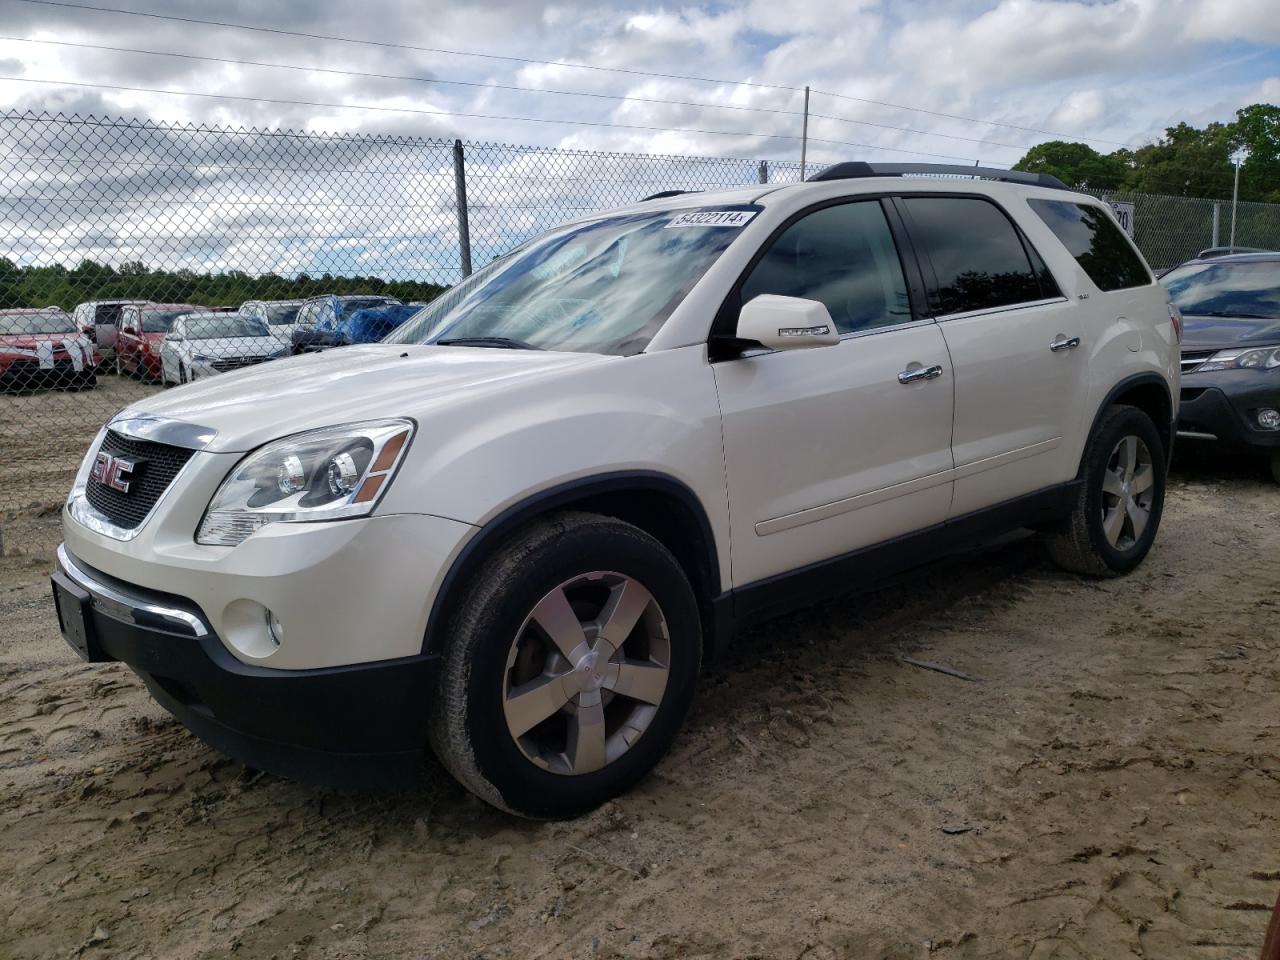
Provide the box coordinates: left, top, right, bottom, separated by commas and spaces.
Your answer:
141, 307, 196, 333
181, 315, 271, 339
386, 207, 759, 354
264, 303, 302, 325
0, 310, 76, 334
1161, 260, 1280, 319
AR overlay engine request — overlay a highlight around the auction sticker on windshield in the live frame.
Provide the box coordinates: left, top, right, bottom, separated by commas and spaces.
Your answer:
665, 210, 758, 229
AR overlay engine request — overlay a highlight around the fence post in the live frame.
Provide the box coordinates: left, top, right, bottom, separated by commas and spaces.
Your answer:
758, 160, 768, 184
453, 139, 473, 278
1212, 202, 1220, 248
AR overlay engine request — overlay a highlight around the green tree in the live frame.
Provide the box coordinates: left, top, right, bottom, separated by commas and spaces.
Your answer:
1013, 140, 1127, 190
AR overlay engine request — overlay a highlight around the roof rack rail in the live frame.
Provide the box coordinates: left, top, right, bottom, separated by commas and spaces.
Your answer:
807, 162, 1068, 190
641, 189, 700, 201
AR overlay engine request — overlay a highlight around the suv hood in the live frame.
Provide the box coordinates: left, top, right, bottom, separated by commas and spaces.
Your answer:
120, 343, 614, 452
1181, 314, 1280, 351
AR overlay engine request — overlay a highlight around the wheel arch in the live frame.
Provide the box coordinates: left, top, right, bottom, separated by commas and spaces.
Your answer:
1079, 372, 1174, 478
422, 471, 726, 660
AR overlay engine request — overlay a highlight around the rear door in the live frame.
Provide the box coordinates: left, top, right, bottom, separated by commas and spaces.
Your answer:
714, 198, 955, 588
898, 194, 1087, 516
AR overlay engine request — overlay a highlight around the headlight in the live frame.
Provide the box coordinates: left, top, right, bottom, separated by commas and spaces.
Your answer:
1197, 345, 1280, 372
147, 341, 163, 356
196, 419, 414, 546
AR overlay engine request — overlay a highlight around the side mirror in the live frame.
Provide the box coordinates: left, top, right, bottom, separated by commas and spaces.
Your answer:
123, 326, 137, 335
736, 295, 840, 351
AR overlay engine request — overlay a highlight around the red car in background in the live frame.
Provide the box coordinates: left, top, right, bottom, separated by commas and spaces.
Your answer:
0, 307, 99, 392
116, 303, 202, 381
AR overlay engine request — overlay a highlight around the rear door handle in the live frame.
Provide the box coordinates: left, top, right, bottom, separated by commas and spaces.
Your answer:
1050, 336, 1081, 352
898, 363, 944, 384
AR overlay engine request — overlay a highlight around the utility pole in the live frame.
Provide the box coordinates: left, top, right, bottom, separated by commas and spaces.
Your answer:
800, 86, 810, 181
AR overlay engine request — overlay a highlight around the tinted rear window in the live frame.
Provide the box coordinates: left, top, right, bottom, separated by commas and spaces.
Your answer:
1028, 199, 1151, 292
901, 196, 1046, 314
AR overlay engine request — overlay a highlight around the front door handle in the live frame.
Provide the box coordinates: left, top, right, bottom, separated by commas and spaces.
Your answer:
1050, 335, 1081, 352
898, 363, 944, 384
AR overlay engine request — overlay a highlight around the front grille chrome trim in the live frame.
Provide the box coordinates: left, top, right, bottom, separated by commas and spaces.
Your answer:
109, 415, 217, 451
56, 544, 209, 637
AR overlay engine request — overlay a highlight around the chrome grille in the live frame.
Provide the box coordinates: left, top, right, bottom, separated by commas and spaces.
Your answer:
83, 430, 196, 530
1180, 349, 1215, 374
210, 356, 267, 372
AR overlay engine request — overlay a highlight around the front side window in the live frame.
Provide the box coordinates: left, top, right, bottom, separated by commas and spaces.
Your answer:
1028, 199, 1151, 292
1160, 259, 1280, 318
902, 196, 1045, 315
388, 207, 757, 355
141, 307, 195, 333
738, 201, 911, 335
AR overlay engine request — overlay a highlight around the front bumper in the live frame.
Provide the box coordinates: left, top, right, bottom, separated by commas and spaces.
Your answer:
53, 545, 439, 789
1178, 374, 1280, 452
1, 358, 95, 390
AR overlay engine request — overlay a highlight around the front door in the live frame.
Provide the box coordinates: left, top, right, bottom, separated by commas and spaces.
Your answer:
713, 199, 955, 588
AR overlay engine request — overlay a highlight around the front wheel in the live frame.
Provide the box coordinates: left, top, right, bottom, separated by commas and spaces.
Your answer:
430, 512, 702, 819
1045, 404, 1167, 577
1270, 452, 1280, 485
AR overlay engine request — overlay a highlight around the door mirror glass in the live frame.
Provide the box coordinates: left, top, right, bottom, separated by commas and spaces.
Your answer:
737, 295, 840, 351
123, 325, 137, 334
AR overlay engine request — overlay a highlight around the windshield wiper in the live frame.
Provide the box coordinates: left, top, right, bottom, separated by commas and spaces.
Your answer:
436, 336, 543, 350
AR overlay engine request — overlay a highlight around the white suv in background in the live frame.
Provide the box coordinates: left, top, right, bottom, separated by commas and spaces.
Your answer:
52, 163, 1179, 818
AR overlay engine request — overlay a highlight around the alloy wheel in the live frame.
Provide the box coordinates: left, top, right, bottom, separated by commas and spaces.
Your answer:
503, 572, 670, 776
1100, 435, 1155, 550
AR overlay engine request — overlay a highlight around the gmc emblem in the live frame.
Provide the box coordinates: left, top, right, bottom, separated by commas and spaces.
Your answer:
91, 452, 139, 493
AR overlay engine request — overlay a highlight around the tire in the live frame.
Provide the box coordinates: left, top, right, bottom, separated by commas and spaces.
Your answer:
179, 363, 188, 384
1270, 452, 1280, 485
430, 511, 702, 819
1045, 404, 1167, 577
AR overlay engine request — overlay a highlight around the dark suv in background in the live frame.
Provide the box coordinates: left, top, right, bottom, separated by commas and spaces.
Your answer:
1162, 251, 1280, 482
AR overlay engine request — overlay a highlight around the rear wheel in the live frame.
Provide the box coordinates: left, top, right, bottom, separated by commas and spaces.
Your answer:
1045, 404, 1166, 577
430, 512, 701, 819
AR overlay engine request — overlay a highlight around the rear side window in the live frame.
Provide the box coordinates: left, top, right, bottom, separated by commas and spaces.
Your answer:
1028, 199, 1151, 291
901, 196, 1047, 315
739, 201, 911, 335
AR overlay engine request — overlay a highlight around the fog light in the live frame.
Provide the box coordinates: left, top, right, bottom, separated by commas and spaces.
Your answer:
1258, 408, 1280, 431
266, 609, 284, 647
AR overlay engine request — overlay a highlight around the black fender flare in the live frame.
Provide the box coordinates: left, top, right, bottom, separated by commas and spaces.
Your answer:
1077, 371, 1175, 479
421, 470, 722, 656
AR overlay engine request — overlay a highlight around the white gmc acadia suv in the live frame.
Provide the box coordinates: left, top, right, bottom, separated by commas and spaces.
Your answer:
52, 163, 1180, 818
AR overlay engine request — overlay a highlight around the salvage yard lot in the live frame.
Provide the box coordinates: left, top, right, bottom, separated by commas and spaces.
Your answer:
1, 453, 1277, 959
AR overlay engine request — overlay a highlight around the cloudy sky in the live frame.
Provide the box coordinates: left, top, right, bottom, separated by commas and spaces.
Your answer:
1, 0, 1277, 167
0, 0, 1277, 284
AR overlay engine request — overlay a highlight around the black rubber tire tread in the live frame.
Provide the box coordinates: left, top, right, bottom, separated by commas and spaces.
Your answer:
1270, 452, 1280, 485
1045, 403, 1166, 578
429, 510, 701, 819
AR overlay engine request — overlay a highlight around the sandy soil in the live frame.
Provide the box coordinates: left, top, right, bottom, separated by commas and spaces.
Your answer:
1, 451, 1277, 959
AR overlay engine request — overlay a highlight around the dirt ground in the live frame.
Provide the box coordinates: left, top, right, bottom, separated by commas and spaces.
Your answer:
1, 449, 1278, 960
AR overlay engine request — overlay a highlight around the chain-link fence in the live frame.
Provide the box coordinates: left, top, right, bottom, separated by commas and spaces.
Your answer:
2, 109, 1278, 552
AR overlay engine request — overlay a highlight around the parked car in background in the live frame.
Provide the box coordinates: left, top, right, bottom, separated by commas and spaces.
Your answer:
72, 299, 148, 363
159, 312, 286, 385
1161, 251, 1280, 482
54, 164, 1179, 818
289, 294, 402, 353
295, 302, 421, 353
239, 299, 304, 345
115, 303, 202, 381
1196, 245, 1272, 260
0, 306, 99, 391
